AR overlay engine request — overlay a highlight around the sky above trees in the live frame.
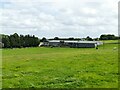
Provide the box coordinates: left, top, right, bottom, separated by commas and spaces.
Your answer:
0, 0, 119, 38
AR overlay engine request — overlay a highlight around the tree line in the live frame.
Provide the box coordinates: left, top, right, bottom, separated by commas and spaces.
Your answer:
0, 33, 119, 48
1, 33, 40, 48
41, 36, 94, 42
41, 34, 119, 42
99, 34, 119, 40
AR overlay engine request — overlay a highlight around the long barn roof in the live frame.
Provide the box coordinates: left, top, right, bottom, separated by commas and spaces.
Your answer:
48, 40, 103, 45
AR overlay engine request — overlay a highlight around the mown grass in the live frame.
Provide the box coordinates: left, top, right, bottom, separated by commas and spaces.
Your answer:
2, 43, 118, 88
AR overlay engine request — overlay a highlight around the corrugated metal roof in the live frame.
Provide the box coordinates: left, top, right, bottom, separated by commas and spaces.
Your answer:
48, 40, 103, 44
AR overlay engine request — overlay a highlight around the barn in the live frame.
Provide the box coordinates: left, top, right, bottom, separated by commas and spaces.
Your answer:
39, 40, 103, 48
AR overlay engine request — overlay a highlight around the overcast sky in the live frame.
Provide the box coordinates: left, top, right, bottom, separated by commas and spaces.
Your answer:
0, 0, 119, 38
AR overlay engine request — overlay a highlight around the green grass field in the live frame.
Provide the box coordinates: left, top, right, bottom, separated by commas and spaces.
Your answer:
2, 42, 118, 88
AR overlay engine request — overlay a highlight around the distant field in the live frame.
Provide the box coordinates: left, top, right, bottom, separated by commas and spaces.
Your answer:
100, 40, 118, 43
2, 42, 118, 88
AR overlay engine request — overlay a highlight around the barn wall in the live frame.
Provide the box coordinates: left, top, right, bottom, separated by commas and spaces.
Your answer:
67, 43, 95, 48
41, 41, 98, 48
49, 42, 60, 47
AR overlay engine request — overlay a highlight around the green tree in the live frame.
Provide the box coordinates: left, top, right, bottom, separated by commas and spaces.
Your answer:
99, 34, 117, 40
9, 33, 20, 48
40, 37, 47, 42
54, 37, 59, 40
1, 35, 10, 48
86, 36, 93, 41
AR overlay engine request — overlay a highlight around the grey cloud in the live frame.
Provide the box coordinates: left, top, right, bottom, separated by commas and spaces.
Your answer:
1, 0, 118, 38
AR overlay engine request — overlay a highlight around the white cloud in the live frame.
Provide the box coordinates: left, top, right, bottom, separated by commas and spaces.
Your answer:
0, 0, 119, 38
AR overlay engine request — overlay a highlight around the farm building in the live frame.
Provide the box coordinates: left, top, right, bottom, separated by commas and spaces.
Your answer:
39, 40, 103, 48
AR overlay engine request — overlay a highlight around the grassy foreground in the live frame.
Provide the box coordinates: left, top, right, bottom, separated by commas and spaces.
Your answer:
2, 43, 118, 88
